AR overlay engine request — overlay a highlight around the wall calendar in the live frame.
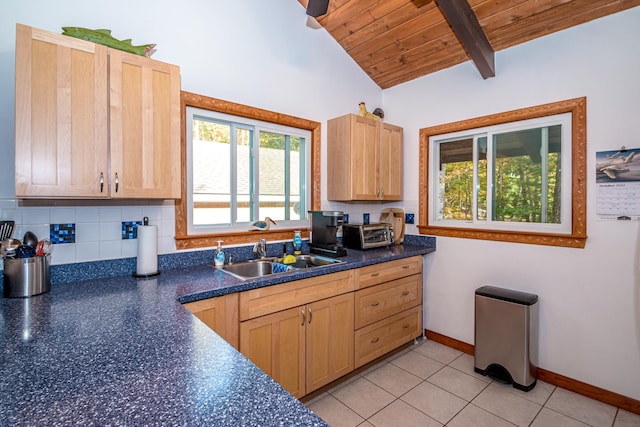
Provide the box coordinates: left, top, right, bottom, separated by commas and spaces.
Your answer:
596, 147, 640, 219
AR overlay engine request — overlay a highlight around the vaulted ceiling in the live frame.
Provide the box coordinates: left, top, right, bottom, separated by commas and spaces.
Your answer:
297, 0, 640, 89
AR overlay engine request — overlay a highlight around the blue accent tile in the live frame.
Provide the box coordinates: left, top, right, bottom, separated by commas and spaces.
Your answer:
343, 213, 349, 224
405, 213, 415, 224
122, 221, 143, 239
50, 223, 76, 244
363, 213, 370, 225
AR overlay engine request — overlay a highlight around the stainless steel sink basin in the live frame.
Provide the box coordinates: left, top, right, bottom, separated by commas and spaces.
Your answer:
221, 260, 281, 280
219, 254, 343, 280
290, 254, 343, 268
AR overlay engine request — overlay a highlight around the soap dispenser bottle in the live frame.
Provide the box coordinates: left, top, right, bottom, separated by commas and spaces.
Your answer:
293, 230, 302, 255
214, 240, 225, 269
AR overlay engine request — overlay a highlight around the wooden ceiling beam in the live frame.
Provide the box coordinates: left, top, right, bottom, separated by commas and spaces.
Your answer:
435, 0, 495, 79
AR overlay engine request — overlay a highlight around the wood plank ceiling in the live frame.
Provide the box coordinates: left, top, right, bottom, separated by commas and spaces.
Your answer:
297, 0, 640, 89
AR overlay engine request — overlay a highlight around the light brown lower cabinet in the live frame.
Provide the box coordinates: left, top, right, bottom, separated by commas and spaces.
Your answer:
239, 282, 354, 398
306, 293, 354, 393
354, 256, 424, 368
186, 257, 424, 399
183, 293, 239, 349
240, 305, 306, 397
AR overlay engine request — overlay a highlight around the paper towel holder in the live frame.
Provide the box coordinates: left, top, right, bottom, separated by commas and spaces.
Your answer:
133, 217, 161, 279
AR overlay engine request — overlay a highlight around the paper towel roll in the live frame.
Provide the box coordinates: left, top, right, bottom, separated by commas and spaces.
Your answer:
136, 224, 158, 276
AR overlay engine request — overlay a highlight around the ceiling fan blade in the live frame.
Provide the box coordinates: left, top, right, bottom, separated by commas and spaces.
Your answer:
306, 0, 329, 17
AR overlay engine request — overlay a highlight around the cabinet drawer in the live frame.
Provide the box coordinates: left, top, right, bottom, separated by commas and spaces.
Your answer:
355, 256, 422, 289
354, 305, 422, 368
355, 274, 422, 329
239, 270, 353, 321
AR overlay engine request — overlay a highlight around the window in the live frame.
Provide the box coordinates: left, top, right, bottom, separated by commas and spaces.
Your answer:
419, 98, 587, 248
187, 108, 310, 234
176, 92, 321, 249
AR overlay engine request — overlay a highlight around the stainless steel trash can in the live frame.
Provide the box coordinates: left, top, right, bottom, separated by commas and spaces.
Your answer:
474, 285, 538, 391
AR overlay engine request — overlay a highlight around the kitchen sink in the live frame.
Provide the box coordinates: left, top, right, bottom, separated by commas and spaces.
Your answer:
221, 260, 283, 280
288, 254, 343, 268
219, 254, 343, 280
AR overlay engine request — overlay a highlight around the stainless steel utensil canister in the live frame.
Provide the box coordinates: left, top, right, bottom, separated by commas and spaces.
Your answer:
3, 255, 51, 298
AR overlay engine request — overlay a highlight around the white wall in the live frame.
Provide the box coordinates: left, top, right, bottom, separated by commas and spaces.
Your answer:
0, 0, 381, 263
384, 8, 640, 401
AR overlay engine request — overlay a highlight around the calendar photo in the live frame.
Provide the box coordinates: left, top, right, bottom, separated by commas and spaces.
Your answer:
596, 148, 640, 183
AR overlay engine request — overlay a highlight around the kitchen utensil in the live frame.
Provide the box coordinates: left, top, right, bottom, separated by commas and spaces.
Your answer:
23, 231, 38, 249
0, 220, 15, 240
35, 240, 45, 257
41, 239, 54, 255
1, 238, 21, 258
16, 244, 36, 258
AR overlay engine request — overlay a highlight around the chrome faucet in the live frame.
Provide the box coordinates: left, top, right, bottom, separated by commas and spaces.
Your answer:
253, 238, 267, 259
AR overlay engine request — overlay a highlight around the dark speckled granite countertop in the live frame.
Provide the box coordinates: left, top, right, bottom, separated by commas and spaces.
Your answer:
0, 242, 434, 426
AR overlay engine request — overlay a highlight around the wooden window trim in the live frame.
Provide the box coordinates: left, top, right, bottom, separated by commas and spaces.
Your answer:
175, 91, 321, 249
418, 97, 587, 248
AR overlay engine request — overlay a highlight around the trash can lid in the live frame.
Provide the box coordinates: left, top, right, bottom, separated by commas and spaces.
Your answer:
475, 285, 538, 306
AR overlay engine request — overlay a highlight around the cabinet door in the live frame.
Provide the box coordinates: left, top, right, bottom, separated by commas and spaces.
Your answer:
306, 293, 354, 393
350, 115, 380, 200
240, 306, 306, 398
378, 122, 403, 200
15, 24, 109, 198
109, 49, 181, 199
183, 293, 239, 349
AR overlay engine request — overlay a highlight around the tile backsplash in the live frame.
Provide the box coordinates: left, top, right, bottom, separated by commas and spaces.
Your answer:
0, 199, 177, 266
0, 198, 421, 269
323, 200, 420, 233
50, 223, 76, 244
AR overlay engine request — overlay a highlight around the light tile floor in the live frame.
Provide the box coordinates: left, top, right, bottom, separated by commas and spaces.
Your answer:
305, 339, 640, 427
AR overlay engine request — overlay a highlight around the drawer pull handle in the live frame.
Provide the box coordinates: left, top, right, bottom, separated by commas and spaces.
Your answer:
371, 302, 380, 307
99, 172, 104, 193
114, 172, 119, 193
402, 324, 410, 329
371, 273, 380, 277
301, 309, 305, 326
402, 265, 410, 269
402, 291, 410, 296
308, 308, 312, 324
371, 337, 380, 343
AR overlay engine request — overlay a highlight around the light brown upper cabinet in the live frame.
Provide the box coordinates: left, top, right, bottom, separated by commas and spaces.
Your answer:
327, 114, 403, 202
14, 24, 181, 199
